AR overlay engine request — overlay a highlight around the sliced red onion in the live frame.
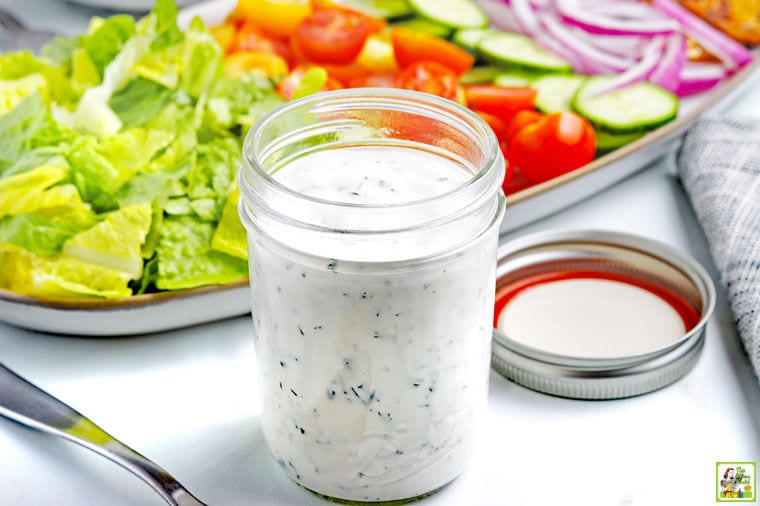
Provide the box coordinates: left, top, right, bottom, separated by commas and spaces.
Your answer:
503, 0, 589, 71
557, 0, 680, 36
589, 36, 666, 97
581, 1, 664, 20
510, 0, 542, 35
677, 63, 726, 96
477, 0, 523, 32
572, 32, 643, 61
542, 16, 630, 73
651, 0, 753, 71
649, 33, 686, 93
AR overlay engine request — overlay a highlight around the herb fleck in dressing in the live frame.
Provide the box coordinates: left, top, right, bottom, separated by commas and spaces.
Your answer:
249, 146, 498, 501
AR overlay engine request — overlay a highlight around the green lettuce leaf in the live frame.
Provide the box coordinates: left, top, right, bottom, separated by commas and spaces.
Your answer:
155, 215, 247, 290
179, 17, 223, 98
205, 76, 283, 136
81, 15, 136, 79
0, 93, 49, 166
66, 129, 173, 211
0, 163, 75, 217
184, 137, 239, 221
63, 203, 153, 279
113, 165, 186, 208
0, 74, 47, 115
109, 76, 174, 128
0, 244, 132, 299
0, 51, 46, 80
70, 47, 102, 92
211, 184, 247, 260
40, 36, 79, 66
0, 214, 80, 257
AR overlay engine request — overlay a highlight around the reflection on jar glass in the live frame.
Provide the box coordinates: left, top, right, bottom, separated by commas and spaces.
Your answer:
239, 88, 505, 503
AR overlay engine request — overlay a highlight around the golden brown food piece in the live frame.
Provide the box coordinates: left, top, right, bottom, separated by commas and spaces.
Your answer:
679, 0, 760, 45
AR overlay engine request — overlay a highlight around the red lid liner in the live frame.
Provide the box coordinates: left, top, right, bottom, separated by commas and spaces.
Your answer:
494, 268, 702, 332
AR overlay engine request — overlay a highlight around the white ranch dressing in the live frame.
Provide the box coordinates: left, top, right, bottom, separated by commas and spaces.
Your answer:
250, 146, 496, 501
497, 278, 686, 358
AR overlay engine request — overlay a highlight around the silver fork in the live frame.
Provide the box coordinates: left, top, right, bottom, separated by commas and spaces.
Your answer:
0, 7, 58, 52
0, 362, 208, 506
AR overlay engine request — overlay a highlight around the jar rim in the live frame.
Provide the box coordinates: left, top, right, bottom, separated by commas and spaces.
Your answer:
241, 88, 502, 214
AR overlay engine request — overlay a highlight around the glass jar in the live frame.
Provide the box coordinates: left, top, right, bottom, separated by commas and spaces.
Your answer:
238, 88, 505, 503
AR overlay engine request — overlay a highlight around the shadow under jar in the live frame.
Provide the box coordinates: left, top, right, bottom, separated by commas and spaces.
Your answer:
238, 88, 505, 503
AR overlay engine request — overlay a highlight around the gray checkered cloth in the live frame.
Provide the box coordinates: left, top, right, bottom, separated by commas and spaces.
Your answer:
678, 116, 760, 381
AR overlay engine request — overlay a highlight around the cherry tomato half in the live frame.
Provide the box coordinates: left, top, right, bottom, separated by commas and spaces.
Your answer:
464, 85, 537, 123
228, 21, 294, 64
504, 109, 544, 140
295, 9, 371, 65
395, 61, 463, 102
474, 110, 508, 142
508, 111, 596, 185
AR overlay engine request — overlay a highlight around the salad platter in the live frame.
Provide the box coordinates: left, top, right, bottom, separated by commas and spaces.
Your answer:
0, 0, 758, 336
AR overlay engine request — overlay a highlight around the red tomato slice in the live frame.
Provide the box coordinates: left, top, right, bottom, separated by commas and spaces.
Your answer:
474, 110, 508, 142
499, 140, 515, 193
295, 9, 371, 65
395, 61, 462, 102
229, 21, 294, 64
504, 109, 544, 140
508, 111, 596, 185
464, 85, 537, 123
311, 0, 387, 33
391, 28, 474, 76
229, 21, 276, 54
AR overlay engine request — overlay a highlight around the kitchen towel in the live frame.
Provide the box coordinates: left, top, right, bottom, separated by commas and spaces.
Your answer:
678, 116, 760, 381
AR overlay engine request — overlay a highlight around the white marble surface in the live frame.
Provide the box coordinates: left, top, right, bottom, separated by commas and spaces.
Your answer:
1, 2, 759, 505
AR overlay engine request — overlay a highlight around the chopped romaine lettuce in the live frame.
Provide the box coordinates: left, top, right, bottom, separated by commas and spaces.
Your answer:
0, 214, 80, 257
155, 216, 247, 290
63, 203, 153, 279
81, 15, 136, 80
0, 0, 276, 299
211, 185, 247, 260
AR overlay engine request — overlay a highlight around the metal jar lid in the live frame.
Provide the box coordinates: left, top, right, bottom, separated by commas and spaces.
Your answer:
491, 229, 716, 400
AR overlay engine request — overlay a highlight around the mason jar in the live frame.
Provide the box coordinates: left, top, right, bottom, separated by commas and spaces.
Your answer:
238, 88, 505, 503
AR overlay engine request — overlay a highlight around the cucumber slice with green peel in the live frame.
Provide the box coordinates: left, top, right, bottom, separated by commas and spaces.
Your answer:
341, 0, 414, 20
573, 76, 679, 133
460, 66, 501, 85
453, 28, 498, 54
533, 74, 587, 113
408, 0, 489, 29
494, 69, 541, 87
478, 32, 573, 73
595, 130, 646, 153
393, 16, 454, 39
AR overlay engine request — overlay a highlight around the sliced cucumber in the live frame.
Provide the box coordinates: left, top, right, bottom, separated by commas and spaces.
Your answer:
478, 32, 573, 73
573, 76, 678, 133
595, 130, 646, 153
393, 16, 454, 39
453, 28, 497, 55
341, 0, 414, 20
408, 0, 489, 29
460, 66, 501, 85
494, 69, 540, 87
533, 74, 587, 113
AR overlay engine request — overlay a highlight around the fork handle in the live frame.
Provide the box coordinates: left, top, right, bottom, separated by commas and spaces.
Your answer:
0, 362, 206, 506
